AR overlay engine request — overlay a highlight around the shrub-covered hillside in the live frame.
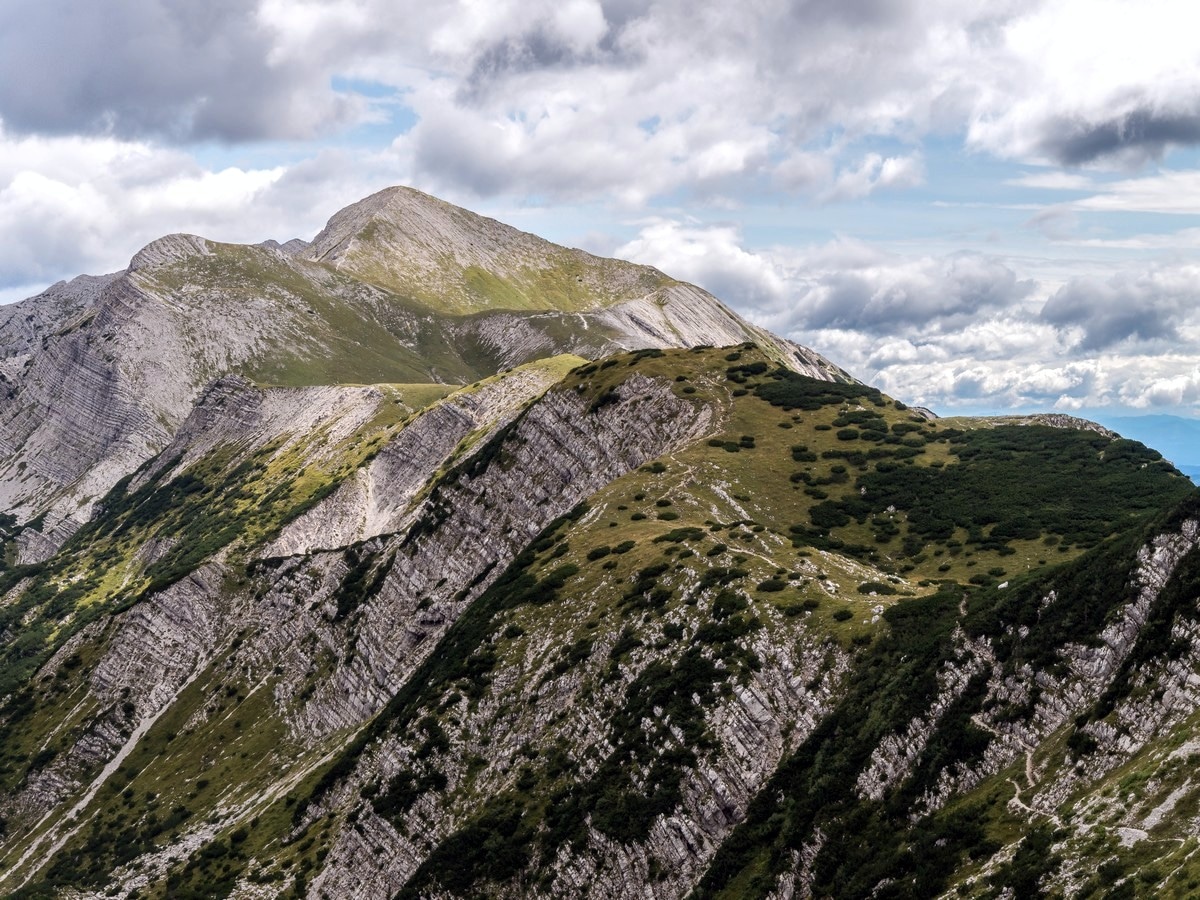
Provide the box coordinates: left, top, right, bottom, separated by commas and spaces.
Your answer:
0, 344, 1195, 899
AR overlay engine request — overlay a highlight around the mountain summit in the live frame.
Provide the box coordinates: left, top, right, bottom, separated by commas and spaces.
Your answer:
0, 188, 840, 561
304, 186, 668, 313
0, 188, 1197, 899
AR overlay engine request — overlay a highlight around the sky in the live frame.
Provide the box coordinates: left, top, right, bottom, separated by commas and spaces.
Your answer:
1, 0, 1199, 423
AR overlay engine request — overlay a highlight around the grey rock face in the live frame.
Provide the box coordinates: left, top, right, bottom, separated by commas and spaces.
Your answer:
855, 627, 993, 804
820, 519, 1200, 847
0, 187, 846, 566
283, 373, 718, 742
0, 187, 885, 898
0, 273, 116, 367
265, 363, 570, 556
0, 363, 736, 892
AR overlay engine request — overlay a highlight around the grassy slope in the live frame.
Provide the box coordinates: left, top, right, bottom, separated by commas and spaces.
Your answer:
200, 349, 1199, 895
140, 243, 496, 388
330, 349, 1189, 899
334, 203, 675, 316
378, 350, 1192, 898
0, 346, 1193, 897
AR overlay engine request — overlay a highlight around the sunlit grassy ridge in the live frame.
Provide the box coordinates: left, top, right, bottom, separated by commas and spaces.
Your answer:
0, 343, 1193, 897
359, 351, 1190, 897
147, 345, 1185, 898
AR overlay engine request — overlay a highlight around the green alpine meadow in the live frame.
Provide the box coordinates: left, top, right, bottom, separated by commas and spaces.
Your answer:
0, 188, 1197, 900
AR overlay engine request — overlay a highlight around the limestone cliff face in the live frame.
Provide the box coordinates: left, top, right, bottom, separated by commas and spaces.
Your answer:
870, 519, 1200, 825
0, 273, 115, 371
276, 372, 719, 742
134, 375, 397, 492
0, 247, 307, 560
306, 621, 848, 900
0, 276, 177, 557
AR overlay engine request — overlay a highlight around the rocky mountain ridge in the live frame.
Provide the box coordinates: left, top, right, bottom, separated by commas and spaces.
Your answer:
0, 188, 1195, 899
0, 187, 837, 565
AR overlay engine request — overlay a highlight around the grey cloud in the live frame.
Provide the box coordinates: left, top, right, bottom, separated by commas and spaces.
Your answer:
596, 0, 646, 33
1037, 104, 1200, 167
305, 1, 1038, 204
444, 1, 635, 101
785, 0, 909, 29
0, 0, 356, 141
418, 0, 970, 196
799, 254, 1034, 334
460, 28, 625, 104
397, 0, 1197, 204
471, 31, 579, 76
1040, 269, 1198, 350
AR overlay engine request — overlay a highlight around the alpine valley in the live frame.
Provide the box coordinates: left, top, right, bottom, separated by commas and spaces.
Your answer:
0, 186, 1198, 900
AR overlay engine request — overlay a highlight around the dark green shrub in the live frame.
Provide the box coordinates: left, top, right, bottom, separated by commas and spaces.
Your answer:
857, 581, 896, 595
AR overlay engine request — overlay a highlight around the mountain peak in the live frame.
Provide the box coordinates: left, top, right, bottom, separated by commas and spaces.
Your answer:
303, 185, 671, 314
305, 185, 529, 272
2, 184, 1198, 899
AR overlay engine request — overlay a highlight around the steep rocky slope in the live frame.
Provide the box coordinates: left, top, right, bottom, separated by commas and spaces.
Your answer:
0, 188, 1197, 900
0, 339, 1193, 899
